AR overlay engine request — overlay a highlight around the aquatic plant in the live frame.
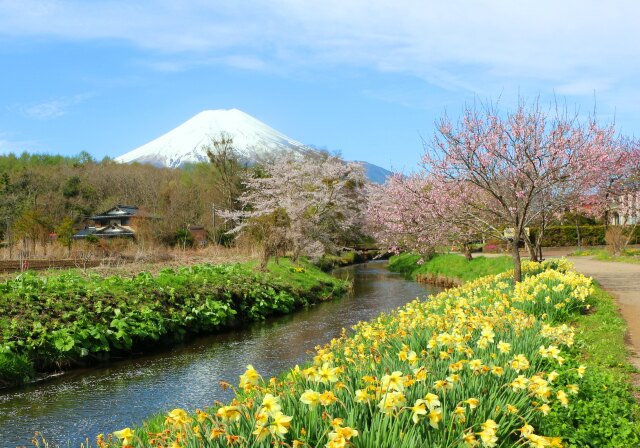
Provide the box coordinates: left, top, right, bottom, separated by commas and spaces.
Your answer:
0, 259, 348, 387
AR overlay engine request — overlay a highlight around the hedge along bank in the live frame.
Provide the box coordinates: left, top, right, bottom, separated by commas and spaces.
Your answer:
0, 259, 349, 388
98, 259, 639, 448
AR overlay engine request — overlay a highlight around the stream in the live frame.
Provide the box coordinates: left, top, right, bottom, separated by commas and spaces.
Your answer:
0, 261, 439, 448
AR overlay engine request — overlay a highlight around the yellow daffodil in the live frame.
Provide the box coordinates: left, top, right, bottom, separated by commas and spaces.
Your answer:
300, 389, 320, 408
166, 409, 192, 426
377, 391, 406, 414
216, 405, 241, 422
463, 433, 479, 446
409, 399, 427, 424
453, 406, 466, 423
252, 425, 270, 442
113, 428, 134, 446
354, 389, 371, 403
577, 365, 587, 378
510, 354, 530, 372
271, 412, 292, 437
464, 397, 479, 409
315, 363, 339, 384
428, 408, 443, 428
424, 393, 441, 410
260, 393, 281, 415
557, 390, 569, 407
239, 364, 261, 389
381, 371, 405, 391
319, 391, 338, 406
520, 424, 535, 438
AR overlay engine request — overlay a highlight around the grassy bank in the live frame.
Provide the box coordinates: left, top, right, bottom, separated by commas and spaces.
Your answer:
316, 251, 363, 271
85, 259, 639, 448
316, 251, 386, 271
388, 252, 513, 285
0, 258, 349, 389
538, 282, 640, 446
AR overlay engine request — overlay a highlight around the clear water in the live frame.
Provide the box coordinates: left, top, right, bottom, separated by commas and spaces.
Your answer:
0, 261, 438, 448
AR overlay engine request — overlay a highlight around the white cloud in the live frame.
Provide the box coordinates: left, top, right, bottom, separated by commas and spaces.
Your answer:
0, 133, 40, 153
21, 93, 93, 120
0, 0, 638, 98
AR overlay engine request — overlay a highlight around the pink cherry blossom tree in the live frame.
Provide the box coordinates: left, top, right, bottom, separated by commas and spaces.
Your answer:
367, 173, 487, 260
222, 153, 366, 268
585, 138, 640, 253
425, 99, 618, 282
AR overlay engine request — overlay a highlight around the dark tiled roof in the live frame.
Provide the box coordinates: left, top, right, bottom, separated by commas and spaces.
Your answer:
73, 227, 98, 239
73, 225, 135, 239
90, 205, 140, 220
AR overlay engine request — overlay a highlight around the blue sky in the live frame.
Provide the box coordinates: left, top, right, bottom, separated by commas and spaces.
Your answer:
1, 0, 639, 171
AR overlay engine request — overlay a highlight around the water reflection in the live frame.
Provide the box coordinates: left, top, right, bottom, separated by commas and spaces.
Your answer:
0, 261, 438, 448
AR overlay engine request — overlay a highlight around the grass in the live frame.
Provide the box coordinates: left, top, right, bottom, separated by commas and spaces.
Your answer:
315, 251, 363, 271
257, 258, 354, 296
388, 252, 514, 283
538, 281, 640, 447
570, 248, 640, 265
573, 282, 634, 375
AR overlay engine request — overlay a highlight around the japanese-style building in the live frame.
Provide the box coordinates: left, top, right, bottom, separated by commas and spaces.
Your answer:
74, 205, 149, 239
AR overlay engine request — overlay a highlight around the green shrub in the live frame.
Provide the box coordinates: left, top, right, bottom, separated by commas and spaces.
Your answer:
0, 352, 34, 388
530, 225, 640, 247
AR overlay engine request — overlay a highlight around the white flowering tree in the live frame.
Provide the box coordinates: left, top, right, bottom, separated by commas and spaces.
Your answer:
222, 153, 367, 268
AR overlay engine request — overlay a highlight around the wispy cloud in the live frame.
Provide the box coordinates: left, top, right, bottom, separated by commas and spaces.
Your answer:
21, 93, 93, 120
0, 0, 639, 99
0, 133, 40, 153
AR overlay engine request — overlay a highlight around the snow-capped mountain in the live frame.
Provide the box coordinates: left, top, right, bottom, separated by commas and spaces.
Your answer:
116, 109, 391, 183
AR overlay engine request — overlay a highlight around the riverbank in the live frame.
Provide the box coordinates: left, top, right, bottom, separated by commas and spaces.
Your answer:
91, 258, 639, 448
388, 252, 513, 286
0, 258, 349, 389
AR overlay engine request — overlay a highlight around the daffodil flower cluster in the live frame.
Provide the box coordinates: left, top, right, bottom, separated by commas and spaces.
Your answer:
108, 259, 592, 448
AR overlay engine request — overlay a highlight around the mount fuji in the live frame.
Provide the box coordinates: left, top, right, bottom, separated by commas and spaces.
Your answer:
115, 109, 391, 183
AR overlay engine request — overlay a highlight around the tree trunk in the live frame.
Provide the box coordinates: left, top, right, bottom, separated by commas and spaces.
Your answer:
624, 223, 638, 248
524, 236, 537, 262
259, 249, 269, 270
463, 242, 473, 261
522, 231, 538, 262
535, 228, 545, 262
512, 236, 522, 283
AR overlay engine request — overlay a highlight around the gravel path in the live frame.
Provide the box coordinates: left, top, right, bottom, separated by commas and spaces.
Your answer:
566, 256, 640, 367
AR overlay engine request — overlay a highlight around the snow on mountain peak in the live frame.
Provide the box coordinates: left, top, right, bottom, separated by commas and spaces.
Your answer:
115, 109, 312, 168
115, 109, 391, 183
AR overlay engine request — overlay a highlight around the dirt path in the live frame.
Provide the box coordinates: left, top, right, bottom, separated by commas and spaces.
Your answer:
566, 256, 640, 367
